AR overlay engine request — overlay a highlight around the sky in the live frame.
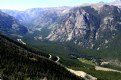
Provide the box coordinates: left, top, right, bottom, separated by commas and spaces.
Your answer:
0, 0, 114, 10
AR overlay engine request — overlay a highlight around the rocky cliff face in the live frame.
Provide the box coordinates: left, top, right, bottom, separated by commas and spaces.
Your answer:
47, 4, 121, 49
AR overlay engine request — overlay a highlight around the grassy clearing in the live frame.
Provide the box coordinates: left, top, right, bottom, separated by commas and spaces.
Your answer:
78, 58, 95, 66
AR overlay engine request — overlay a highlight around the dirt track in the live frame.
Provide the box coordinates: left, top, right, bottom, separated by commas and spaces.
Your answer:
95, 66, 121, 73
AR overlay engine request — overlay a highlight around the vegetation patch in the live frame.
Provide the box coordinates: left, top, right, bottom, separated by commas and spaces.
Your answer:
78, 58, 95, 66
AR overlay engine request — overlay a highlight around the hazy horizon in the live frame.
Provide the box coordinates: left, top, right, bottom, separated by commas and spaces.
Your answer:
0, 0, 114, 10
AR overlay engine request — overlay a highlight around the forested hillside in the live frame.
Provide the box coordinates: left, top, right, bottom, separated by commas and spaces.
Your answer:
0, 34, 83, 80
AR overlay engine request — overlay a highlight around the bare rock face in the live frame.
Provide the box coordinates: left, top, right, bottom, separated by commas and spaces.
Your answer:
47, 7, 97, 47
47, 4, 121, 48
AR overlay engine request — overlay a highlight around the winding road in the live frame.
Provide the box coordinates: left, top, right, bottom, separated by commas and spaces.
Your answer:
55, 56, 60, 62
48, 54, 60, 62
49, 54, 52, 59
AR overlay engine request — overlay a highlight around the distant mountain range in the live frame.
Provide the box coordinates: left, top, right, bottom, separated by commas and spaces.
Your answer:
111, 0, 121, 6
1, 2, 121, 49
2, 7, 70, 33
0, 11, 28, 36
0, 3, 121, 46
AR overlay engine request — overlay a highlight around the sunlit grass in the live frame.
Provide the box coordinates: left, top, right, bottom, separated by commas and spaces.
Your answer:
78, 58, 95, 66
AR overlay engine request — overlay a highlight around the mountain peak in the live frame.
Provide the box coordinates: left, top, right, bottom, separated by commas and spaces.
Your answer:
114, 0, 121, 2
110, 0, 121, 7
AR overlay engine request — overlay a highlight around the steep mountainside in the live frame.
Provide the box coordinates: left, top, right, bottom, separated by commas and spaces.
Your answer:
0, 11, 28, 36
0, 34, 83, 80
47, 4, 121, 49
110, 0, 121, 7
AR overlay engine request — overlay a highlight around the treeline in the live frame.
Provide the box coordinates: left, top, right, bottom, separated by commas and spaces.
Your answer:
0, 34, 84, 80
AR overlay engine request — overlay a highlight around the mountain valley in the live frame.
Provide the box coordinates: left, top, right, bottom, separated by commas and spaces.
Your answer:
1, 1, 121, 80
